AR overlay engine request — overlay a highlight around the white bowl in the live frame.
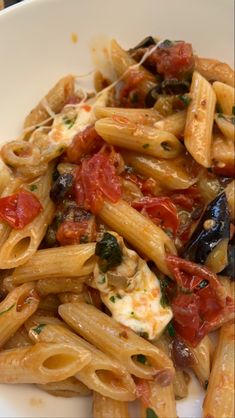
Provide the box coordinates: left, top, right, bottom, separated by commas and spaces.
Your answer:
0, 0, 234, 417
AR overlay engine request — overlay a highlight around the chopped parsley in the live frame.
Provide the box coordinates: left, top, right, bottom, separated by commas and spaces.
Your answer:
62, 115, 77, 129
95, 232, 123, 272
0, 303, 15, 317
32, 324, 46, 335
146, 408, 158, 418
98, 275, 106, 285
136, 354, 147, 364
178, 94, 192, 107
167, 322, 175, 338
29, 184, 37, 192
109, 296, 116, 303
204, 380, 209, 390
142, 143, 150, 149
139, 331, 149, 339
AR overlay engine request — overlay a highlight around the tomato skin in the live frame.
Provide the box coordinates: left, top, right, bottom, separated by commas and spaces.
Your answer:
167, 255, 235, 346
171, 186, 202, 211
75, 147, 122, 214
56, 219, 96, 246
132, 196, 179, 235
152, 41, 195, 79
0, 191, 42, 229
66, 125, 104, 163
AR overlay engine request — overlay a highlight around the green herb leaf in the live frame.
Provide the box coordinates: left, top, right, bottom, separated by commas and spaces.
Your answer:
33, 324, 46, 335
98, 275, 106, 285
179, 94, 192, 107
137, 354, 147, 364
142, 143, 150, 149
139, 331, 149, 339
159, 278, 170, 308
204, 379, 209, 390
95, 232, 123, 272
109, 296, 116, 303
0, 303, 15, 317
29, 184, 37, 192
160, 39, 173, 48
62, 115, 77, 129
146, 407, 158, 418
167, 322, 175, 338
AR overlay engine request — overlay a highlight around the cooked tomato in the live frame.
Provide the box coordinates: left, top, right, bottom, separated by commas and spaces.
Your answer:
75, 146, 122, 213
66, 125, 104, 163
213, 162, 235, 178
132, 196, 179, 235
56, 217, 97, 246
151, 41, 195, 80
0, 191, 42, 229
170, 185, 202, 211
167, 255, 234, 346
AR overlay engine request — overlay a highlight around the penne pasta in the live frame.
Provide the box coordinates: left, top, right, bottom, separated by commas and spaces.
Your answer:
99, 198, 176, 276
28, 321, 136, 401
213, 81, 235, 115
94, 106, 162, 125
214, 113, 235, 141
59, 302, 175, 383
203, 322, 235, 418
205, 238, 229, 274
95, 117, 183, 159
24, 75, 75, 129
0, 283, 39, 348
184, 71, 216, 167
122, 150, 196, 189
13, 243, 96, 284
190, 336, 213, 388
4, 326, 32, 350
37, 377, 91, 398
225, 180, 235, 221
93, 392, 130, 418
154, 110, 187, 137
139, 380, 177, 418
0, 342, 91, 384
0, 159, 11, 195
212, 132, 234, 174
36, 276, 87, 296
195, 56, 235, 87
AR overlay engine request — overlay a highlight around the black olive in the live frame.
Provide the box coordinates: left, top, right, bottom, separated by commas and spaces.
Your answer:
161, 79, 190, 95
129, 36, 156, 52
184, 192, 230, 264
171, 339, 195, 368
50, 173, 74, 203
145, 85, 162, 107
44, 226, 58, 248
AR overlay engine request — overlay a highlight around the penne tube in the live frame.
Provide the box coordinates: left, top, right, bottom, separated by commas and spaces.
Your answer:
24, 75, 75, 129
195, 56, 235, 87
99, 198, 176, 276
0, 167, 55, 269
184, 71, 216, 167
173, 369, 189, 400
95, 117, 183, 159
94, 106, 162, 125
0, 159, 11, 195
214, 113, 235, 141
213, 81, 235, 115
203, 322, 235, 418
225, 180, 235, 221
205, 238, 229, 274
28, 321, 136, 401
212, 133, 234, 174
37, 376, 91, 398
38, 294, 60, 315
59, 302, 175, 383
36, 276, 87, 296
122, 150, 196, 190
139, 380, 177, 418
0, 342, 90, 385
190, 336, 213, 388
0, 283, 39, 348
93, 392, 130, 418
4, 326, 32, 350
58, 292, 85, 304
154, 110, 187, 137
110, 39, 156, 95
13, 243, 96, 285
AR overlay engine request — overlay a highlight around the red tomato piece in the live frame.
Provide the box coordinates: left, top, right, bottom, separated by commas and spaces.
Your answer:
0, 191, 42, 230
152, 41, 195, 79
132, 196, 179, 235
66, 125, 104, 163
171, 185, 202, 211
75, 146, 122, 214
56, 218, 96, 246
167, 255, 235, 346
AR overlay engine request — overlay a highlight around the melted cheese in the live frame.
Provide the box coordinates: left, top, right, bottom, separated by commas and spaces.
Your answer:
94, 234, 172, 340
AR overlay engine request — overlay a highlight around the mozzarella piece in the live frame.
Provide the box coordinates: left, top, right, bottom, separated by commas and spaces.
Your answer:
94, 234, 172, 340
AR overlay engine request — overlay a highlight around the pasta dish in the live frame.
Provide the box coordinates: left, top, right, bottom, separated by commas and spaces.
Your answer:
0, 36, 234, 418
